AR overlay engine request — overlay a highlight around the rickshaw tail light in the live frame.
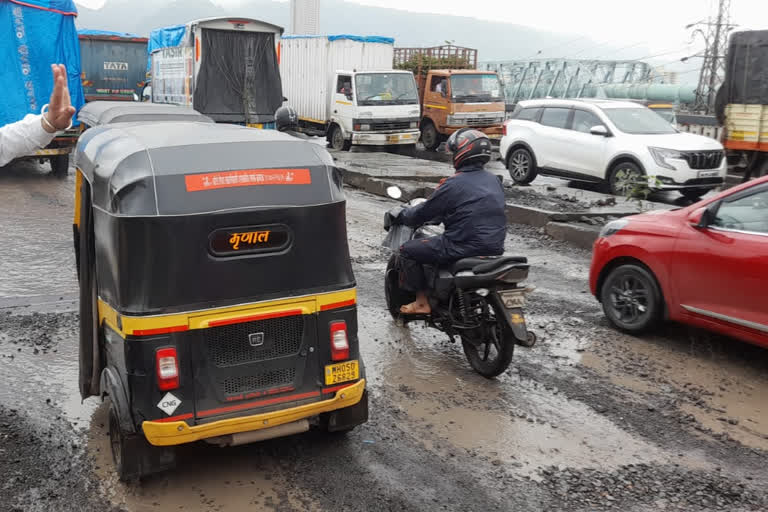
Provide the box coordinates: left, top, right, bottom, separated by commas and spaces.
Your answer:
156, 348, 179, 391
329, 321, 350, 361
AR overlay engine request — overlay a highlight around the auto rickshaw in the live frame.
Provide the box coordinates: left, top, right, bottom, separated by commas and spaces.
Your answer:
73, 121, 368, 480
77, 100, 214, 128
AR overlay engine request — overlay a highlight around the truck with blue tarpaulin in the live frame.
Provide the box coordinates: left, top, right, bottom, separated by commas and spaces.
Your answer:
0, 0, 84, 175
147, 17, 284, 127
78, 29, 148, 102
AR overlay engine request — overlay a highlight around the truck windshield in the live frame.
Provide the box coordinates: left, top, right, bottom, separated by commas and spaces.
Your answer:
355, 73, 419, 106
450, 74, 503, 102
604, 108, 677, 134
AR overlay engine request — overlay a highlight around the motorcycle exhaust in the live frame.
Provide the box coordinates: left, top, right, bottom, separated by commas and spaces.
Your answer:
204, 419, 309, 447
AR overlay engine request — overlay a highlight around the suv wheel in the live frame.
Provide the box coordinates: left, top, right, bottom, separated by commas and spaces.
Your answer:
507, 147, 537, 184
608, 161, 645, 196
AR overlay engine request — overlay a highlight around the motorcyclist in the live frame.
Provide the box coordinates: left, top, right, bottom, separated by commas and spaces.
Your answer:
390, 128, 507, 314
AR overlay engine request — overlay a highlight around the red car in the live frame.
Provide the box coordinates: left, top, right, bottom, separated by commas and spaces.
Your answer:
590, 175, 768, 348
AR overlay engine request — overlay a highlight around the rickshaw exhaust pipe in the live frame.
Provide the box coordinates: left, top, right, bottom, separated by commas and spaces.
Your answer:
205, 419, 310, 447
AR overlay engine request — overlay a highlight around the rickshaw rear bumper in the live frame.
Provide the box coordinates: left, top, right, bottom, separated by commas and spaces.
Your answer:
142, 379, 366, 446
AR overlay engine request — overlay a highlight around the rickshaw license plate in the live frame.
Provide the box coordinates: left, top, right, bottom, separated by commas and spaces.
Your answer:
324, 360, 359, 385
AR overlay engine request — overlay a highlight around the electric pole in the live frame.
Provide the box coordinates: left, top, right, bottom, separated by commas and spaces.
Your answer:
688, 0, 736, 114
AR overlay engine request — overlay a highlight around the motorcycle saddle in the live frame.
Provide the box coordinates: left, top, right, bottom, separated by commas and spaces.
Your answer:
451, 255, 528, 274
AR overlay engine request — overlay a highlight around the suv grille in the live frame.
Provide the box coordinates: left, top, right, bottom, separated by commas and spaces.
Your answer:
683, 150, 724, 170
221, 368, 296, 395
206, 316, 303, 368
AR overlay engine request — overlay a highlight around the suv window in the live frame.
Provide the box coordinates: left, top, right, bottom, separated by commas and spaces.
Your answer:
516, 107, 541, 121
572, 110, 603, 133
540, 108, 571, 129
712, 188, 768, 234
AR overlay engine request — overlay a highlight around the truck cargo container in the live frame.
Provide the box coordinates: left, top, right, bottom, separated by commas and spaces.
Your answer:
148, 17, 283, 126
279, 35, 420, 150
78, 29, 148, 102
0, 0, 85, 176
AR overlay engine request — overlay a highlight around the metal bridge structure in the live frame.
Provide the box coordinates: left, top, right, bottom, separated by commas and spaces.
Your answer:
482, 59, 697, 105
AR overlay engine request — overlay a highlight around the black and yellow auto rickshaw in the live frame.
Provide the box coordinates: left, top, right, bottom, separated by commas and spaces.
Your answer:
73, 121, 368, 480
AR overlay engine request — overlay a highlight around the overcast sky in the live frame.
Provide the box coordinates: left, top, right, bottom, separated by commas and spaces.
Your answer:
74, 0, 768, 58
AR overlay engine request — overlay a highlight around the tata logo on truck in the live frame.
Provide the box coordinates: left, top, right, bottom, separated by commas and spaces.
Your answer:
104, 61, 129, 71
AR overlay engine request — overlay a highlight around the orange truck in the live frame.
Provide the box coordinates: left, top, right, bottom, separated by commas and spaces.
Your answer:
394, 45, 506, 150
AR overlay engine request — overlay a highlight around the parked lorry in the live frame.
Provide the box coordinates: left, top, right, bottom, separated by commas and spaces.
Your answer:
78, 30, 148, 102
279, 35, 421, 150
0, 0, 84, 176
394, 45, 505, 150
147, 17, 284, 126
715, 30, 768, 181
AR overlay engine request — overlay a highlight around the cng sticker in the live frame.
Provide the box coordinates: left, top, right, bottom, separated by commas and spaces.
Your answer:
157, 392, 181, 416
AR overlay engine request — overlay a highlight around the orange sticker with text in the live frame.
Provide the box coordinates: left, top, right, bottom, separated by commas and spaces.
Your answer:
185, 168, 311, 192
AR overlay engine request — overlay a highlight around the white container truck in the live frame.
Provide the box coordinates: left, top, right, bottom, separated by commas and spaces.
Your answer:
279, 35, 421, 150
148, 17, 284, 126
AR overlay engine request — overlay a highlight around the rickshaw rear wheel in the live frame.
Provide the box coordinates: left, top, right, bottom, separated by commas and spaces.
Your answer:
108, 403, 177, 482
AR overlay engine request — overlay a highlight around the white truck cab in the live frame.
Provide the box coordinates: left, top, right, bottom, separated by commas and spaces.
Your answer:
280, 35, 420, 150
329, 70, 420, 149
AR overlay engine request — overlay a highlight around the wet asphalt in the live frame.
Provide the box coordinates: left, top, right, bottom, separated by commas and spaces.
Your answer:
0, 159, 767, 512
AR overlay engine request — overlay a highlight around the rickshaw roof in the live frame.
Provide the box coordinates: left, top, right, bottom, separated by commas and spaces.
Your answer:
78, 101, 214, 126
75, 122, 339, 216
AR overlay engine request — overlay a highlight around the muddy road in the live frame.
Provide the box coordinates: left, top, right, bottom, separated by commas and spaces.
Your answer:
1, 166, 767, 511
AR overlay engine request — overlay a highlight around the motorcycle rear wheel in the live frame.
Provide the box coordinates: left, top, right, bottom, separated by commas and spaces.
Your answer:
461, 302, 515, 378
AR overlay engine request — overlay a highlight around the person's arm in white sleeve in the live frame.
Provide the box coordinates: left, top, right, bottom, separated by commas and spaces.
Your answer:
0, 64, 75, 168
0, 114, 57, 167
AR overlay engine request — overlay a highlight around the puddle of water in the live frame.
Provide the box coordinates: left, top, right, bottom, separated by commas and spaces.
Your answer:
584, 330, 768, 452
356, 309, 671, 476
0, 320, 97, 427
87, 404, 313, 512
0, 163, 77, 298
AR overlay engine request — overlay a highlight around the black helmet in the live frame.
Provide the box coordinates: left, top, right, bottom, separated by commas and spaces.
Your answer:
446, 128, 492, 169
274, 105, 298, 132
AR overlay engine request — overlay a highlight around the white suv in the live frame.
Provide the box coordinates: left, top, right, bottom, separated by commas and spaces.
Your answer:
500, 99, 727, 199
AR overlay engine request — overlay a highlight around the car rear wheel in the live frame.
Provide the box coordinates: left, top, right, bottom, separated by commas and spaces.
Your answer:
680, 187, 711, 201
507, 148, 537, 184
608, 161, 646, 196
600, 264, 663, 333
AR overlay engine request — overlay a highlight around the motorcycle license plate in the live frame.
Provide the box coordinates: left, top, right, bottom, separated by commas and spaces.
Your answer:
498, 290, 525, 309
324, 360, 359, 385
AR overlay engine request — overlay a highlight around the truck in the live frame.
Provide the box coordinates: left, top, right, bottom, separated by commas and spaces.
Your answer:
279, 35, 421, 150
78, 30, 148, 102
715, 30, 768, 181
0, 0, 85, 176
147, 17, 284, 126
394, 45, 506, 150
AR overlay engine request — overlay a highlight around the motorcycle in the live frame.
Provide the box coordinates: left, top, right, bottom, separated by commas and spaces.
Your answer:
382, 186, 536, 378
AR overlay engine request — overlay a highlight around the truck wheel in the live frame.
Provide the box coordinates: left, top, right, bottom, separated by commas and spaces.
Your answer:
329, 125, 351, 151
50, 155, 69, 178
421, 122, 440, 151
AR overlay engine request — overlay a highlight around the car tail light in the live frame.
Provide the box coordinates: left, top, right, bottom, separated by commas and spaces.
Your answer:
156, 347, 179, 391
502, 121, 507, 136
329, 321, 349, 361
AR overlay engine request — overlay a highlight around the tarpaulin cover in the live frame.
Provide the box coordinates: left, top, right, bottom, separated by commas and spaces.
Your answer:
147, 23, 187, 71
719, 30, 768, 113
78, 29, 144, 39
282, 34, 395, 44
193, 28, 283, 123
0, 0, 84, 126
